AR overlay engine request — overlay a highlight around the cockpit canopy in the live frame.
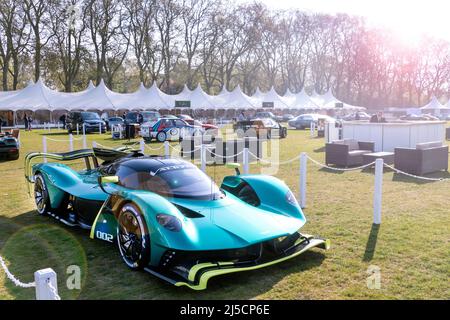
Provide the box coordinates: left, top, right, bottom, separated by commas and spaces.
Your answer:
107, 157, 223, 200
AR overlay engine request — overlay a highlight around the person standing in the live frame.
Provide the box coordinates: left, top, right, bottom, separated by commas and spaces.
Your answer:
0, 115, 3, 132
59, 113, 67, 129
27, 114, 33, 131
24, 114, 29, 131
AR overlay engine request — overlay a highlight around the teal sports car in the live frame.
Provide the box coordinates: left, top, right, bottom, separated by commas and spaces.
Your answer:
25, 147, 329, 290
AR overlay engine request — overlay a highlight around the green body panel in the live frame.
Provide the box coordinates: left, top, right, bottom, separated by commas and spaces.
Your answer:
33, 163, 110, 205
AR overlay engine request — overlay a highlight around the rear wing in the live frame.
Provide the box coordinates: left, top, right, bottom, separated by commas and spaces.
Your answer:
24, 149, 97, 184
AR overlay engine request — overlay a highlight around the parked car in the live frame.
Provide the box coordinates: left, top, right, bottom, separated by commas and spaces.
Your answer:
140, 117, 203, 142
25, 148, 329, 290
235, 118, 287, 139
105, 116, 124, 130
282, 114, 295, 122
288, 114, 337, 130
400, 114, 440, 121
66, 111, 106, 133
183, 118, 218, 131
124, 111, 161, 125
177, 114, 193, 121
342, 112, 371, 121
253, 111, 282, 122
0, 131, 19, 160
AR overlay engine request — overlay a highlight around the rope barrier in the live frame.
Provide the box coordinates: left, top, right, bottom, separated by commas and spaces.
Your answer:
306, 155, 376, 171
45, 136, 84, 142
248, 151, 302, 165
144, 143, 165, 151
0, 255, 35, 288
383, 163, 449, 182
206, 149, 244, 159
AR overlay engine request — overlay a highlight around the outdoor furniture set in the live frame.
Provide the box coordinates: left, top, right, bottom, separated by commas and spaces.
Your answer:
325, 139, 448, 175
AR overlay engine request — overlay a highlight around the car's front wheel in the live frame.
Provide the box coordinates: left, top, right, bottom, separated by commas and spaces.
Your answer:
156, 131, 167, 142
34, 173, 50, 215
117, 203, 150, 270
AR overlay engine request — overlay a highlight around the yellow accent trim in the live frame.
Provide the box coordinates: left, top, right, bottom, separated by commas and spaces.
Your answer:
225, 163, 241, 169
89, 197, 111, 239
100, 176, 119, 184
187, 262, 234, 282
176, 238, 330, 290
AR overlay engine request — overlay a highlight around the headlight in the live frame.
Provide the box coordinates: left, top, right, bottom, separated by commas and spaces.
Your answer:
285, 190, 298, 206
156, 214, 182, 232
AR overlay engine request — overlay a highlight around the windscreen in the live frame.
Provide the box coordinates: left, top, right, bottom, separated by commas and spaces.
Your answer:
81, 112, 100, 120
118, 164, 223, 200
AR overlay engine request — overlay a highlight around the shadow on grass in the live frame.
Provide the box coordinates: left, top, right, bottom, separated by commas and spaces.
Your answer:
392, 171, 450, 185
313, 146, 325, 153
1, 210, 328, 299
363, 224, 380, 262
318, 167, 344, 175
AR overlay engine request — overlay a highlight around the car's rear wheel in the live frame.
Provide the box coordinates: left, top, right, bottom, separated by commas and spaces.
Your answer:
117, 203, 150, 270
34, 173, 50, 215
157, 131, 166, 142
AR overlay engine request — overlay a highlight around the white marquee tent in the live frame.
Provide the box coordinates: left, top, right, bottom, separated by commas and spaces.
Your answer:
216, 85, 258, 109
420, 96, 449, 114
0, 78, 374, 115
282, 88, 322, 109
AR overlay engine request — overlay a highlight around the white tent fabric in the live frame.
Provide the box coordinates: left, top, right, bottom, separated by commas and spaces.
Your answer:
312, 88, 365, 111
420, 96, 448, 111
185, 85, 216, 109
147, 82, 173, 109
282, 88, 321, 109
217, 85, 258, 109
251, 86, 290, 109
0, 78, 368, 112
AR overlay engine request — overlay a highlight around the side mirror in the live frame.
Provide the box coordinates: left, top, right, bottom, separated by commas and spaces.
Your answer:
225, 162, 241, 175
98, 176, 119, 194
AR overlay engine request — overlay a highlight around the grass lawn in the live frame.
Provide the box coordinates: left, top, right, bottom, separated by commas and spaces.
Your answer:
0, 127, 449, 299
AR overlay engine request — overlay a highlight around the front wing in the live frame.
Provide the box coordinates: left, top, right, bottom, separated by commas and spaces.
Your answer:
144, 233, 330, 290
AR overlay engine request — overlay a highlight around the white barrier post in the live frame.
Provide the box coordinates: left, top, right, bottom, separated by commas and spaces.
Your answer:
164, 141, 170, 158
373, 158, 383, 224
92, 141, 97, 148
76, 123, 79, 135
82, 134, 87, 149
42, 136, 47, 163
69, 134, 73, 151
310, 122, 315, 138
200, 144, 206, 172
99, 123, 102, 134
82, 123, 86, 136
299, 152, 307, 208
243, 147, 249, 174
140, 139, 145, 154
34, 268, 59, 300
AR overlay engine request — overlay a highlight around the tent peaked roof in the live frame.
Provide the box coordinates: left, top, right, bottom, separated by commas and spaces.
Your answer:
188, 85, 216, 109
216, 85, 258, 109
87, 80, 95, 90
421, 96, 447, 110
283, 87, 321, 109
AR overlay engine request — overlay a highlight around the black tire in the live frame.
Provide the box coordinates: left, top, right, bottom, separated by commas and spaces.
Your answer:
34, 173, 50, 215
117, 203, 150, 270
9, 152, 19, 160
157, 131, 166, 142
143, 136, 152, 142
